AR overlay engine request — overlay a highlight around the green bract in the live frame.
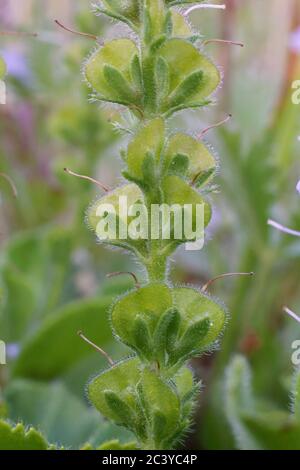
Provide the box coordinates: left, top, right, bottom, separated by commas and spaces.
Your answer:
85, 36, 220, 117
85, 39, 140, 106
81, 0, 228, 450
111, 284, 225, 367
88, 357, 186, 448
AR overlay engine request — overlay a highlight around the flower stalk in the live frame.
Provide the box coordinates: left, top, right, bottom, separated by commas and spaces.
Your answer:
74, 0, 233, 450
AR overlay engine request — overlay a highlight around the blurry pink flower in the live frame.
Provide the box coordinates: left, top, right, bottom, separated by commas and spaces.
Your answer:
297, 180, 300, 194
290, 26, 300, 53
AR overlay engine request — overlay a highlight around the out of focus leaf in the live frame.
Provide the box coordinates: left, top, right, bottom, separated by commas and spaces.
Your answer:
5, 379, 119, 449
225, 356, 300, 450
13, 297, 113, 379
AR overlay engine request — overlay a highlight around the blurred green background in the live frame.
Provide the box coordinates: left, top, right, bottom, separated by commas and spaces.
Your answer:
0, 0, 300, 449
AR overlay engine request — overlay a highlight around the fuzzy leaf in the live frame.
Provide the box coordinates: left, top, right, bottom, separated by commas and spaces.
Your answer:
140, 368, 181, 445
111, 283, 173, 351
144, 0, 167, 41
97, 439, 138, 450
171, 11, 192, 38
88, 357, 141, 425
13, 297, 113, 379
173, 287, 226, 350
85, 39, 139, 104
165, 133, 216, 185
103, 65, 137, 103
153, 307, 181, 359
4, 379, 118, 449
101, 0, 140, 26
158, 39, 220, 110
126, 119, 165, 180
0, 420, 50, 450
87, 184, 143, 233
171, 318, 210, 363
162, 175, 212, 230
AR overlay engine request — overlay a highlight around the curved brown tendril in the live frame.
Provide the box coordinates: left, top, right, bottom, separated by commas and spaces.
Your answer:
202, 271, 254, 292
54, 20, 97, 40
78, 331, 114, 365
0, 172, 18, 198
106, 271, 141, 289
202, 38, 244, 48
198, 114, 232, 139
64, 168, 110, 192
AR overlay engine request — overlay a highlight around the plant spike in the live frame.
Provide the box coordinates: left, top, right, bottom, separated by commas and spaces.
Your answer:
69, 0, 239, 450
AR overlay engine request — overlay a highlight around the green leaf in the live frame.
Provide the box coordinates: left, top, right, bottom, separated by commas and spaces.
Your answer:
167, 153, 189, 177
13, 297, 113, 379
141, 368, 181, 446
101, 0, 141, 26
169, 70, 204, 108
293, 370, 300, 421
111, 284, 173, 352
130, 54, 143, 91
225, 357, 300, 450
171, 318, 210, 363
88, 357, 141, 425
132, 315, 152, 359
162, 175, 212, 230
85, 39, 139, 105
103, 65, 137, 104
0, 420, 50, 450
4, 379, 111, 449
87, 183, 143, 233
165, 133, 216, 185
158, 39, 220, 111
126, 119, 165, 180
155, 57, 170, 101
97, 439, 138, 450
171, 11, 192, 38
104, 391, 136, 428
153, 307, 181, 361
173, 287, 226, 350
144, 0, 167, 40
0, 229, 73, 342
